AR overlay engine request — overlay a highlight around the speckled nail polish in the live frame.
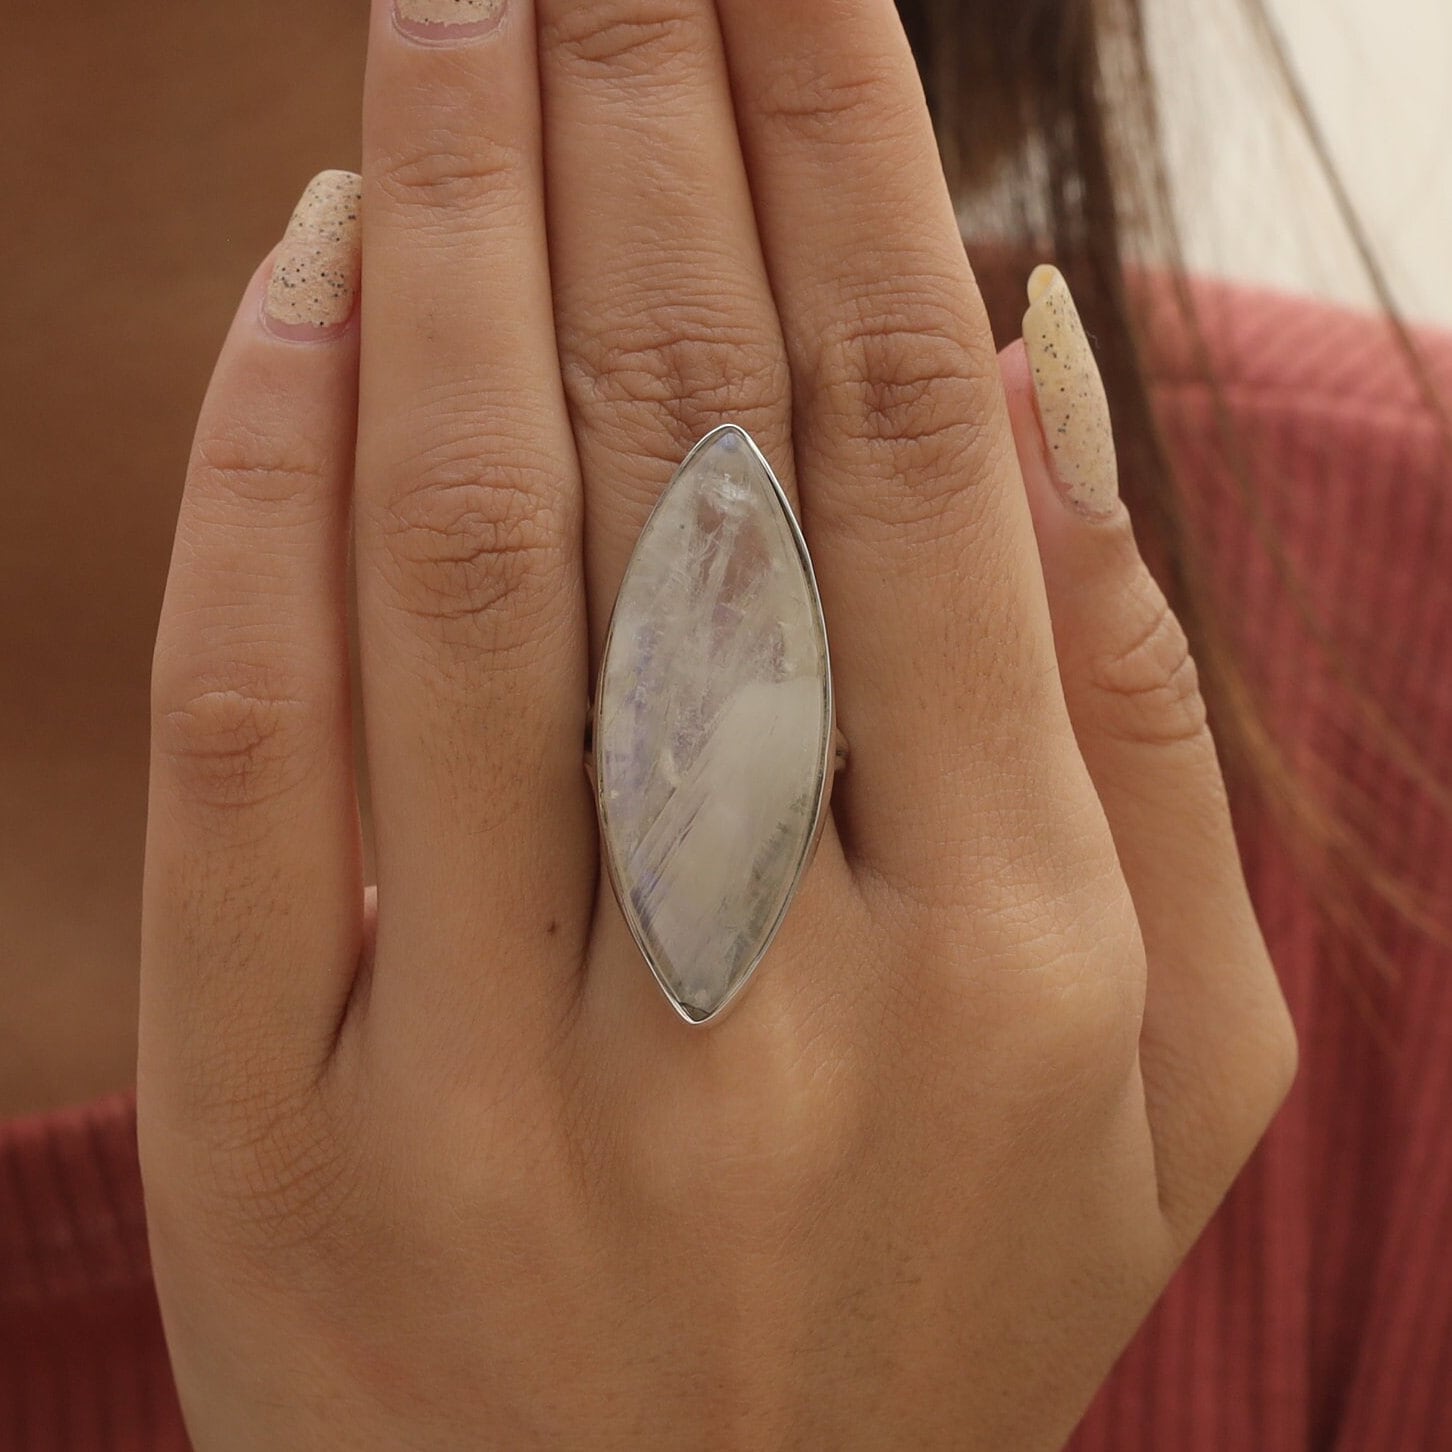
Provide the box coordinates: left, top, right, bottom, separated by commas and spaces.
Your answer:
1022, 264, 1119, 518
393, 0, 505, 41
264, 171, 362, 339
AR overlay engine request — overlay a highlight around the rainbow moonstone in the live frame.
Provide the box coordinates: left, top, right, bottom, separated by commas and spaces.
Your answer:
594, 425, 834, 1024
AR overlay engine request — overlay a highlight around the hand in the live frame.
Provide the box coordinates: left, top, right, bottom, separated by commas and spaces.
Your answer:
139, 1, 1297, 1447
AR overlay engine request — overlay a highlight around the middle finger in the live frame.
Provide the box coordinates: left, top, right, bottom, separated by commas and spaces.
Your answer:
537, 0, 863, 1034
536, 0, 798, 666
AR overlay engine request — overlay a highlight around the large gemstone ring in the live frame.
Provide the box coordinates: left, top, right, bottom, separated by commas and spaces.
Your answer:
585, 424, 846, 1027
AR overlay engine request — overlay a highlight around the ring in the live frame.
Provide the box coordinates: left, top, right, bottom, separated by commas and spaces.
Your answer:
584, 424, 846, 1027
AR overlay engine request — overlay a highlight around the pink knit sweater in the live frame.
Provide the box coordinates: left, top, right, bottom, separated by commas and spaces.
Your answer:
3, 280, 1451, 1449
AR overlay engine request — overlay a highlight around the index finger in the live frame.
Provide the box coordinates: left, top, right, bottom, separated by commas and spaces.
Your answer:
355, 0, 596, 1049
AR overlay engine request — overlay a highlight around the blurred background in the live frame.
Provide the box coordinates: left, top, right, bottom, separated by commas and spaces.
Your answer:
1161, 0, 1451, 323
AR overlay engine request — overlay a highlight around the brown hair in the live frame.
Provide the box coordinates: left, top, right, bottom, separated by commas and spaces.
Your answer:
896, 0, 1452, 1041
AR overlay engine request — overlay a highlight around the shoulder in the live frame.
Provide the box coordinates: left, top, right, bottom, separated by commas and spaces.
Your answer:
1137, 277, 1452, 752
1144, 279, 1452, 891
1142, 273, 1452, 422
1142, 276, 1452, 568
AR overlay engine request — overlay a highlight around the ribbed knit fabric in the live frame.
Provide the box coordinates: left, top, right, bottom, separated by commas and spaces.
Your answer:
2, 280, 1450, 1449
0, 1094, 187, 1448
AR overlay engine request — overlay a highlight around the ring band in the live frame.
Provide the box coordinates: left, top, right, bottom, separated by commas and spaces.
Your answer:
584, 424, 845, 1026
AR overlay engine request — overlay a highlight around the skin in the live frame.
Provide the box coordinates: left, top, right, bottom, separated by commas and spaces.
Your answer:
8, 0, 1296, 1446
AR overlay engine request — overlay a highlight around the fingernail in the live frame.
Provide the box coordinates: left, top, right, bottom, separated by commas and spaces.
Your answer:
263, 170, 362, 341
392, 0, 505, 42
1022, 265, 1119, 518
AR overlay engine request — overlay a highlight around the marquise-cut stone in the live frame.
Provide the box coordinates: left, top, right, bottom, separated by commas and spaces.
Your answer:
596, 425, 832, 1023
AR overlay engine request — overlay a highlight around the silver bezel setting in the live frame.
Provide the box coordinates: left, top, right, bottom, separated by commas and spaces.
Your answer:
586, 424, 839, 1028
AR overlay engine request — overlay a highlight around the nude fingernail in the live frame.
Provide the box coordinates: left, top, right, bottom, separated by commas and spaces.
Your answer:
263, 171, 362, 341
393, 0, 505, 42
1022, 265, 1119, 518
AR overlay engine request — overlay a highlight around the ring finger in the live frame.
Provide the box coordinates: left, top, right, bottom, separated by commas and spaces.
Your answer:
715, 0, 1079, 901
536, 0, 856, 1031
538, 0, 799, 664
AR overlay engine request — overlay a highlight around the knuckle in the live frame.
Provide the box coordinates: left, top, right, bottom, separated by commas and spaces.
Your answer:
1155, 967, 1299, 1227
1238, 982, 1301, 1137
371, 449, 569, 646
543, 0, 705, 81
753, 49, 910, 145
620, 1037, 854, 1226
563, 317, 790, 463
205, 1102, 357, 1252
152, 670, 319, 813
1265, 1005, 1301, 1116
191, 429, 332, 512
373, 127, 529, 220
1001, 937, 1144, 1106
806, 286, 1000, 527
1087, 572, 1209, 748
910, 872, 1146, 1114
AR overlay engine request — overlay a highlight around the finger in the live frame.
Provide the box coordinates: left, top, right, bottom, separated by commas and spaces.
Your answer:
536, 0, 797, 666
356, 0, 596, 1043
1004, 267, 1299, 1241
535, 0, 858, 1031
712, 0, 1073, 895
142, 173, 364, 1104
